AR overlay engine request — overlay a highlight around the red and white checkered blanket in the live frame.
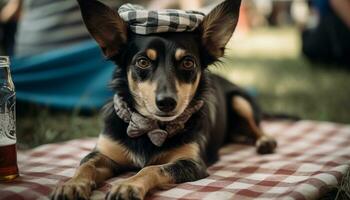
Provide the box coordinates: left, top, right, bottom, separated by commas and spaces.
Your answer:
1, 120, 349, 200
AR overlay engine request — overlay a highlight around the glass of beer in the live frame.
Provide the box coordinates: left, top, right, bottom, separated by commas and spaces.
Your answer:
0, 56, 19, 181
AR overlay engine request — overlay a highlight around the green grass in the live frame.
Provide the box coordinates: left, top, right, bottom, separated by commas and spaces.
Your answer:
17, 27, 350, 149
17, 106, 102, 149
212, 27, 350, 123
320, 168, 350, 200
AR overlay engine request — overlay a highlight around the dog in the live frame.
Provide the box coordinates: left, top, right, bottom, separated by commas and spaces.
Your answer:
51, 0, 277, 199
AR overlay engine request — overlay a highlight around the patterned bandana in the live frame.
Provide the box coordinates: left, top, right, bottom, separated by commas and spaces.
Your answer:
118, 4, 205, 35
113, 95, 204, 146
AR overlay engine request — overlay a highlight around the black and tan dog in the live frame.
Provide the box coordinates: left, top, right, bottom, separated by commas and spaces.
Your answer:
51, 0, 277, 199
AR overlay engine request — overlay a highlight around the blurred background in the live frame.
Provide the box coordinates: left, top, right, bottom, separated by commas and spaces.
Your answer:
0, 0, 349, 149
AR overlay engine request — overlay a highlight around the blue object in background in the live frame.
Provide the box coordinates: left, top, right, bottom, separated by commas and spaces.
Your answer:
313, 0, 331, 16
11, 41, 115, 110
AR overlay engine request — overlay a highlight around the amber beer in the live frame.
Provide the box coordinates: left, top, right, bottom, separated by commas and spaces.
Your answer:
0, 56, 18, 181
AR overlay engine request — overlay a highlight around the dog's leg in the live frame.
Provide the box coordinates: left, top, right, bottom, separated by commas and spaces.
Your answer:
51, 152, 120, 200
231, 96, 277, 154
105, 143, 208, 200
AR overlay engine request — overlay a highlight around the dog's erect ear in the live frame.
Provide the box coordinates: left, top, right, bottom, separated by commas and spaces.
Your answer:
77, 0, 127, 58
199, 0, 241, 59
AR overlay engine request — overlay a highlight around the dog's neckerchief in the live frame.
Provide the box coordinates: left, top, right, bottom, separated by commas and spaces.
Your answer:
113, 95, 204, 147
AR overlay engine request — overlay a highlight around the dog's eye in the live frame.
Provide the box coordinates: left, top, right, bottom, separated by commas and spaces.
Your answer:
182, 58, 195, 70
136, 58, 151, 69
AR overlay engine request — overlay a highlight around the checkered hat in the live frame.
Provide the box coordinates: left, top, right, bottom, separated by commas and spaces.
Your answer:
118, 4, 205, 35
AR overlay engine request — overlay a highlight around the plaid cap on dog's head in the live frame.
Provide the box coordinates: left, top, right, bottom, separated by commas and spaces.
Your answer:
118, 4, 205, 35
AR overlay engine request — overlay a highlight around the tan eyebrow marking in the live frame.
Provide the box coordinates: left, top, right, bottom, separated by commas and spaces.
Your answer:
175, 49, 186, 61
146, 49, 157, 61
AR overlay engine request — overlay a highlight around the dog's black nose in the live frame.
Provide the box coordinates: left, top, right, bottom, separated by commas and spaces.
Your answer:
156, 95, 177, 112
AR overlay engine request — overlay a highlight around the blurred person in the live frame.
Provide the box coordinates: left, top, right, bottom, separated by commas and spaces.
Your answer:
14, 0, 154, 58
0, 0, 21, 55
270, 0, 293, 26
291, 0, 311, 27
252, 0, 273, 27
301, 0, 350, 66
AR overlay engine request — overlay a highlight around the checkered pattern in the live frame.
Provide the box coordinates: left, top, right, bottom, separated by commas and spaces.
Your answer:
1, 120, 350, 200
118, 4, 205, 35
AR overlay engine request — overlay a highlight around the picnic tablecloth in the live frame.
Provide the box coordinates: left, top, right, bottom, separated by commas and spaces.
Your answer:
1, 120, 350, 200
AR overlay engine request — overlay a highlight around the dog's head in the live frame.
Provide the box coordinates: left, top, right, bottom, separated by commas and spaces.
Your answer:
78, 0, 241, 121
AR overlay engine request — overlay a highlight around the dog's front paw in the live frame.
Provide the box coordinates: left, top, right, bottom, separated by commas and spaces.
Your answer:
105, 182, 145, 200
256, 136, 277, 154
50, 178, 95, 200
